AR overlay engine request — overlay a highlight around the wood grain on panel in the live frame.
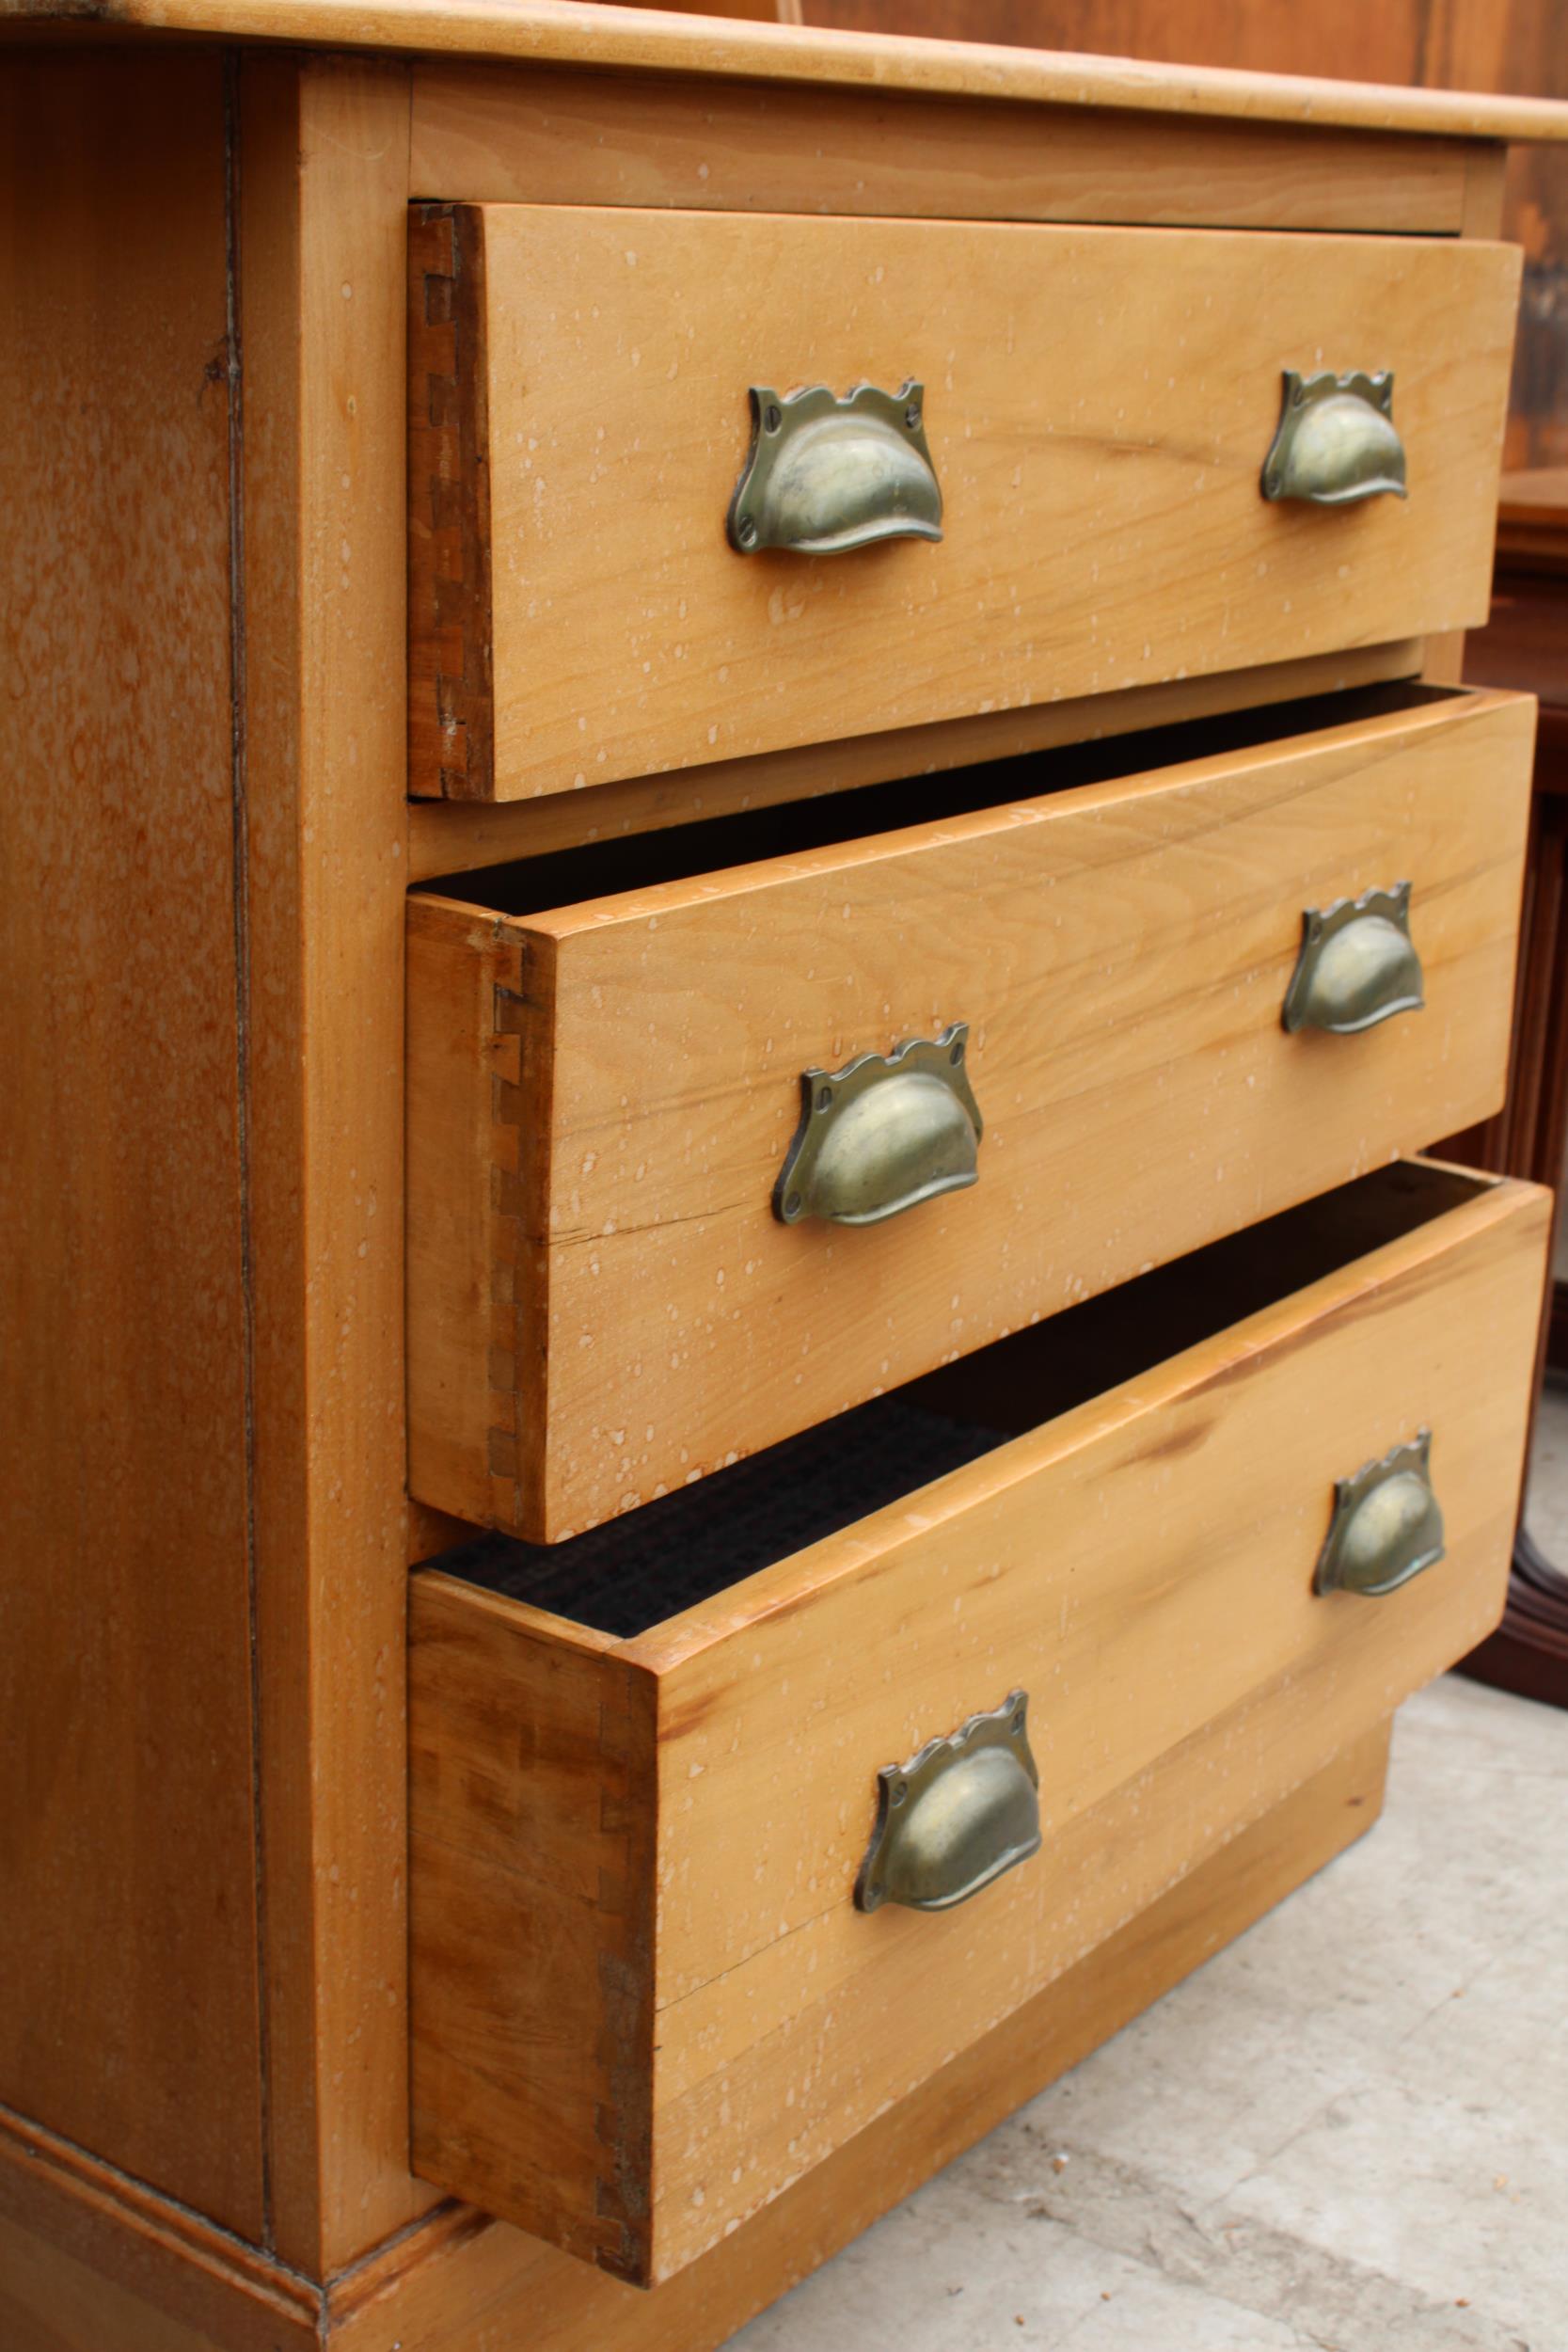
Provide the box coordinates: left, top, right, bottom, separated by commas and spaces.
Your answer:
410, 204, 1518, 802
408, 61, 1477, 234
9, 0, 1568, 142
408, 1586, 657, 2280
0, 51, 264, 2237
236, 53, 434, 2273
406, 690, 1532, 1540
409, 1173, 1547, 2279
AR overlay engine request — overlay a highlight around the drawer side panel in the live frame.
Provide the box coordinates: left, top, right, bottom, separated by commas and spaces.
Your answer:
406, 897, 558, 1534
408, 1578, 657, 2279
410, 205, 494, 803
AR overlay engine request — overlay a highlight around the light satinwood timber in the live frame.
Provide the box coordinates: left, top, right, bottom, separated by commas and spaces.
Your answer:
408, 1164, 1548, 2281
409, 206, 1520, 803
4, 18, 1561, 2350
0, 1724, 1389, 2352
407, 60, 1480, 233
0, 51, 265, 2236
409, 1607, 657, 2278
10, 0, 1568, 141
236, 54, 437, 2272
406, 685, 1533, 1540
404, 636, 1425, 884
365, 1726, 1393, 2346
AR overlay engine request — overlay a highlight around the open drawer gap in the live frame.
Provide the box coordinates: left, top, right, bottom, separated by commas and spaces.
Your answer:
420, 1157, 1492, 1640
414, 679, 1456, 910
407, 679, 1531, 1544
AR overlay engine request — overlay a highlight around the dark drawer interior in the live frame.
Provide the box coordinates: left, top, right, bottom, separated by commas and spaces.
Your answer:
419, 1158, 1485, 1637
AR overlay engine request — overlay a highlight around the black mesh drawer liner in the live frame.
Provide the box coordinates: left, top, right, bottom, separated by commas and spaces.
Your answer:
420, 1395, 1006, 1640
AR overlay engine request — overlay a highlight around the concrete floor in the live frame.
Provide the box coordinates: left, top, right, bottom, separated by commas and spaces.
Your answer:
728, 1393, 1568, 2352
1527, 1382, 1568, 1565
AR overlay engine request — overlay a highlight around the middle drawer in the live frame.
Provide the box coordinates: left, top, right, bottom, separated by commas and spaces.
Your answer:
407, 682, 1532, 1542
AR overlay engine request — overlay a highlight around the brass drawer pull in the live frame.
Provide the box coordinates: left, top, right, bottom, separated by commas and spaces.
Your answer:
1315, 1430, 1446, 1597
773, 1024, 982, 1227
1261, 369, 1407, 505
855, 1692, 1041, 1914
727, 379, 943, 556
1282, 882, 1423, 1035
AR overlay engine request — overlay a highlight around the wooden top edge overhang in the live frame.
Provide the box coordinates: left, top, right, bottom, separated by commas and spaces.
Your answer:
8, 0, 1568, 143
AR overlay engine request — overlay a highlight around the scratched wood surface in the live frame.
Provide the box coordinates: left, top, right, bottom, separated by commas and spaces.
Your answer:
408, 1166, 1547, 2279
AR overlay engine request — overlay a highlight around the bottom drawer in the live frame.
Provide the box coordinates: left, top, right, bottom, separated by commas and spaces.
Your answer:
409, 1161, 1548, 2285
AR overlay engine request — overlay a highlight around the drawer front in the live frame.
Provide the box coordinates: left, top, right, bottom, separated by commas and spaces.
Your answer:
407, 689, 1533, 1542
408, 1167, 1550, 2282
409, 204, 1519, 803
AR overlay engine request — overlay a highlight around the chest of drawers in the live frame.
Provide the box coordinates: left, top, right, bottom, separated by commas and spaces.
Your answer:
3, 11, 1564, 2350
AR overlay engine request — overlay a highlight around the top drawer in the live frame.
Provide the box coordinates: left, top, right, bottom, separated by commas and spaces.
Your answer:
409, 204, 1520, 803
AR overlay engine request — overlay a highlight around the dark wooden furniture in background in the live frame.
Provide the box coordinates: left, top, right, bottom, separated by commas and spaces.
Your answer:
1454, 470, 1568, 1707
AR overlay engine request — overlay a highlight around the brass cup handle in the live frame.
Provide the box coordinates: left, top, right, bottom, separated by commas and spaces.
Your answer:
1314, 1431, 1446, 1597
773, 1025, 983, 1227
855, 1692, 1041, 1914
728, 379, 943, 556
1261, 370, 1407, 505
1282, 882, 1424, 1036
